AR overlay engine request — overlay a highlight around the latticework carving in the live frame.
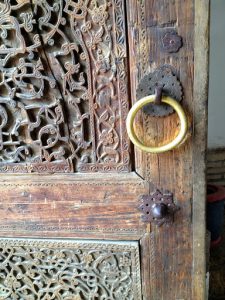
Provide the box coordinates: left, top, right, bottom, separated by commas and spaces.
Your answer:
0, 238, 141, 299
0, 0, 130, 173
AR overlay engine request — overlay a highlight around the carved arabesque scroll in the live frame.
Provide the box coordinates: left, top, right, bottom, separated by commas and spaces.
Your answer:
0, 0, 130, 173
0, 239, 141, 299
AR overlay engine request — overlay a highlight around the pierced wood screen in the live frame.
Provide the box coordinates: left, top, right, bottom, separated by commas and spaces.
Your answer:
0, 0, 130, 173
0, 239, 142, 299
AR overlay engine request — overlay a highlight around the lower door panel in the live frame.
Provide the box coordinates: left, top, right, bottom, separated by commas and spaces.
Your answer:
0, 238, 141, 300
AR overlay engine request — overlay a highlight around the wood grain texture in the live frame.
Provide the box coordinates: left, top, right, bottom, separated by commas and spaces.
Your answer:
193, 0, 209, 299
0, 1, 209, 298
0, 173, 148, 240
126, 0, 208, 299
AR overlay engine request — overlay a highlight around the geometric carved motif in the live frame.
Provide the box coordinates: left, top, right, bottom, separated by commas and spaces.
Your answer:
0, 238, 141, 299
0, 0, 130, 173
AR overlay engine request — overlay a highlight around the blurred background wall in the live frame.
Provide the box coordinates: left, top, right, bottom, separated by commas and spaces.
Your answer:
208, 0, 225, 149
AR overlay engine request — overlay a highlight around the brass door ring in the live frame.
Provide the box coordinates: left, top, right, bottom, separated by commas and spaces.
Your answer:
126, 95, 188, 153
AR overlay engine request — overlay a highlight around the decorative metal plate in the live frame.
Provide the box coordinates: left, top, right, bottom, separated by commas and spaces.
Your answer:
139, 189, 179, 226
136, 65, 183, 117
0, 238, 142, 299
0, 0, 130, 173
160, 29, 183, 53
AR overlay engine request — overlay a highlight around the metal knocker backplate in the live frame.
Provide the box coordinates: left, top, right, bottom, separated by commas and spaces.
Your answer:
136, 65, 183, 117
138, 189, 180, 226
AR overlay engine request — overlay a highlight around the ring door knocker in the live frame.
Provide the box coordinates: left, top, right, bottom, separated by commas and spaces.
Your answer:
127, 67, 189, 226
126, 92, 188, 153
126, 67, 189, 154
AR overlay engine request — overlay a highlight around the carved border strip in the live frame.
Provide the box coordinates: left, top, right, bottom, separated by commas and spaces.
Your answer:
0, 224, 144, 234
139, 0, 149, 75
78, 0, 130, 173
0, 179, 145, 187
0, 237, 139, 250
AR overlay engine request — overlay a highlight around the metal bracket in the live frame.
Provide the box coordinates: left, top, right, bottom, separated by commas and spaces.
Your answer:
138, 189, 179, 226
161, 29, 183, 53
136, 65, 183, 117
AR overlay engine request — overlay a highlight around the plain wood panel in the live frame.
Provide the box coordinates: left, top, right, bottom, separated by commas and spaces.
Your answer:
0, 173, 149, 240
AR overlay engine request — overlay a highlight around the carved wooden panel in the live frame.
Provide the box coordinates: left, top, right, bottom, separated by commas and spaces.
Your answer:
0, 0, 130, 173
0, 238, 141, 299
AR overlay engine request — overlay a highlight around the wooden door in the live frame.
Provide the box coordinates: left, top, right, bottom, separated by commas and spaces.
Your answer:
0, 0, 209, 299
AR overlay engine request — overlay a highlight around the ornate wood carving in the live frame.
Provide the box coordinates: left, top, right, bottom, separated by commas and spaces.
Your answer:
0, 0, 130, 173
0, 238, 141, 299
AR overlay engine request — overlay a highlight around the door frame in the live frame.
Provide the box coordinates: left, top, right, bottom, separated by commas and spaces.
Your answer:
193, 1, 209, 298
126, 0, 209, 299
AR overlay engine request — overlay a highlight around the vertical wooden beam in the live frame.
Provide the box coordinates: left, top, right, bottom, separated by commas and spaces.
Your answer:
126, 0, 209, 298
193, 0, 209, 299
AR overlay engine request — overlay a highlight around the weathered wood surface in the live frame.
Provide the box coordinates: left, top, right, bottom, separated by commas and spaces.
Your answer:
0, 173, 148, 240
0, 0, 130, 174
126, 0, 209, 299
193, 1, 209, 298
0, 0, 209, 299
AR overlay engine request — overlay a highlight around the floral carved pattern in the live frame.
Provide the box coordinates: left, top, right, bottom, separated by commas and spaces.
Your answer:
0, 0, 130, 173
0, 239, 141, 299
